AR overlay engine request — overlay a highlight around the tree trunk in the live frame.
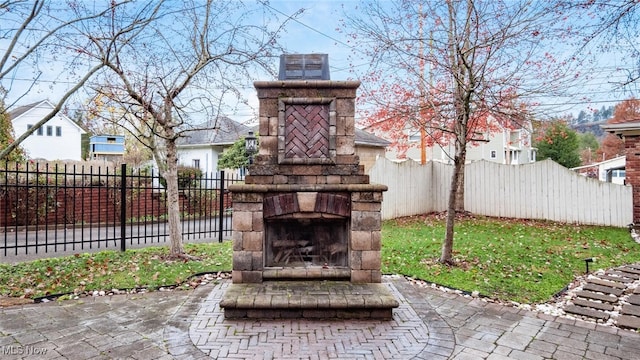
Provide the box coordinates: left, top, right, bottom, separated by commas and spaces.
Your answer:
454, 164, 465, 212
441, 140, 467, 264
159, 137, 185, 257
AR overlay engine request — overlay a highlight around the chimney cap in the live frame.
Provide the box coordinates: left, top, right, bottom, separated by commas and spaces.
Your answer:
278, 54, 330, 80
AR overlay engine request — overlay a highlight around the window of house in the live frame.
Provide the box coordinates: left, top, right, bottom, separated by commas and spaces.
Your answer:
509, 130, 520, 146
193, 159, 200, 169
490, 150, 497, 159
408, 132, 420, 142
107, 137, 116, 143
46, 126, 53, 136
56, 126, 62, 137
37, 127, 43, 136
27, 124, 33, 135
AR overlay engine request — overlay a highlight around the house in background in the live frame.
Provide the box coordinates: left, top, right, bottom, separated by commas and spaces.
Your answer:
372, 116, 536, 165
9, 100, 86, 161
572, 155, 626, 185
89, 135, 125, 162
354, 128, 391, 172
176, 116, 252, 174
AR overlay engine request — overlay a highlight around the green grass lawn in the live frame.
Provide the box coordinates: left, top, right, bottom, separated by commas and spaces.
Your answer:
1, 214, 638, 304
381, 214, 639, 303
0, 243, 232, 300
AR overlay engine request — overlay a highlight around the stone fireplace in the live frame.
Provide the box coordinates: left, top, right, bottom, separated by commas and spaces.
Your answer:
221, 54, 397, 319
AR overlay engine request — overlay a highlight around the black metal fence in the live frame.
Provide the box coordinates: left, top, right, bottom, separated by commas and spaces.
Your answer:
0, 162, 242, 260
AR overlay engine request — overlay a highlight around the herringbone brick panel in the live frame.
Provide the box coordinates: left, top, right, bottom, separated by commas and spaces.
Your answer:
285, 104, 329, 159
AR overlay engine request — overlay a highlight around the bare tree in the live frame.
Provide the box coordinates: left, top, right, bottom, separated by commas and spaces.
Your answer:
0, 0, 162, 160
345, 0, 578, 264
560, 1, 640, 91
85, 0, 295, 258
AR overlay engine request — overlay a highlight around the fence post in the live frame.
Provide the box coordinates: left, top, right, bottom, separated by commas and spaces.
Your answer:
120, 163, 127, 252
218, 170, 225, 243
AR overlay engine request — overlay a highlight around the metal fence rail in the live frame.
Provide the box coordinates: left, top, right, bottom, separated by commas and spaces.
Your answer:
0, 162, 242, 259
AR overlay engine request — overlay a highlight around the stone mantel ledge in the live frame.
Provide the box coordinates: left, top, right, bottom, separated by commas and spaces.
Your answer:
228, 183, 387, 193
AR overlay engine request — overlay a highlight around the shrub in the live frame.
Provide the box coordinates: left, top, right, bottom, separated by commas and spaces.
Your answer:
159, 166, 203, 189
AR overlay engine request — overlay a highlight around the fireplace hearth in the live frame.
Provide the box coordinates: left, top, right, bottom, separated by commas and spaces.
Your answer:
220, 54, 398, 319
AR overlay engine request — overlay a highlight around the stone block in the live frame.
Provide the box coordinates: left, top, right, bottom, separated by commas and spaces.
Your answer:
336, 137, 355, 155
274, 175, 288, 184
352, 201, 381, 211
241, 271, 263, 283
258, 136, 278, 156
350, 251, 362, 269
258, 117, 270, 135
336, 98, 355, 118
344, 116, 355, 136
233, 202, 263, 212
335, 155, 359, 165
292, 165, 324, 176
252, 251, 263, 269
341, 175, 370, 184
232, 270, 243, 283
326, 175, 341, 184
362, 250, 381, 270
252, 212, 264, 232
233, 192, 264, 203
297, 192, 318, 212
351, 231, 372, 251
233, 251, 253, 271
371, 231, 382, 250
245, 165, 278, 176
351, 211, 381, 231
243, 231, 263, 251
268, 116, 278, 135
232, 211, 253, 231
245, 175, 274, 185
353, 191, 383, 202
253, 155, 277, 165
232, 232, 243, 251
287, 175, 318, 184
259, 99, 278, 117
351, 270, 372, 283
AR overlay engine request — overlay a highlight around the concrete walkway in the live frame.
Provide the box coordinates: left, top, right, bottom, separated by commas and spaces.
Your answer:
1, 276, 640, 359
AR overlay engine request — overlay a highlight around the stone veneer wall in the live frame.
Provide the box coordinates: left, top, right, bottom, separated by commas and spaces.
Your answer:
228, 80, 387, 284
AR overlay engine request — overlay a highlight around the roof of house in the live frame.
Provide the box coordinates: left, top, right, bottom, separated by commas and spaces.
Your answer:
9, 99, 87, 134
8, 100, 50, 119
354, 128, 391, 147
601, 122, 640, 136
177, 116, 252, 147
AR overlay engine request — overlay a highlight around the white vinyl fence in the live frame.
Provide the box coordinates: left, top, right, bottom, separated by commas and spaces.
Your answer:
369, 158, 633, 227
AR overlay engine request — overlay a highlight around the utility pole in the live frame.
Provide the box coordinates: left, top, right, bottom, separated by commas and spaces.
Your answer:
418, 5, 427, 165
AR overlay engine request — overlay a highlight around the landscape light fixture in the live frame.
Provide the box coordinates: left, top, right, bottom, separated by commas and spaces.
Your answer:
584, 257, 594, 274
245, 131, 257, 165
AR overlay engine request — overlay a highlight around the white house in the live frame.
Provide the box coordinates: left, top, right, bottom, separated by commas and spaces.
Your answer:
176, 116, 252, 174
572, 156, 626, 185
373, 116, 536, 165
9, 100, 86, 161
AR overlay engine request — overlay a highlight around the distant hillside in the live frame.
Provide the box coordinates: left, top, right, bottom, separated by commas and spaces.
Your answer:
569, 105, 615, 138
571, 119, 608, 138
